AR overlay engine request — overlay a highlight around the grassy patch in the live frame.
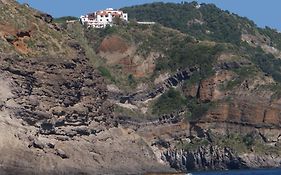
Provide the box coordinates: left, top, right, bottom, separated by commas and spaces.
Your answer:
152, 88, 214, 119
177, 138, 210, 151
258, 83, 281, 100
215, 134, 250, 153
212, 133, 281, 155
221, 66, 257, 91
177, 132, 281, 156
97, 66, 115, 82
254, 142, 281, 155
114, 106, 144, 119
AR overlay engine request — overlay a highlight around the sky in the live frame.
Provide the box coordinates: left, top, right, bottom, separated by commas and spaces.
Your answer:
16, 0, 281, 31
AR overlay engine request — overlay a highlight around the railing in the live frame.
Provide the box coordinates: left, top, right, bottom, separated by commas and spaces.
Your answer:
136, 21, 156, 25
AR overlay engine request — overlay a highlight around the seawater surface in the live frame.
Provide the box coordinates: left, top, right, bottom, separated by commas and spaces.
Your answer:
190, 168, 281, 175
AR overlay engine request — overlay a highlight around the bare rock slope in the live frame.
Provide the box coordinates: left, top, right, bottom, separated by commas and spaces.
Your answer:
0, 49, 171, 174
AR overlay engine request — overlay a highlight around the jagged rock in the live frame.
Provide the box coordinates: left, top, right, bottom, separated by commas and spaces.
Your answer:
64, 130, 78, 137
0, 54, 114, 136
56, 149, 69, 159
219, 61, 241, 70
152, 139, 170, 149
50, 106, 65, 116
35, 13, 53, 23
116, 67, 198, 104
63, 62, 76, 69
55, 136, 69, 141
32, 139, 45, 149
16, 31, 31, 38
162, 146, 246, 171
40, 122, 55, 134
47, 142, 55, 149
73, 126, 90, 136
27, 95, 39, 107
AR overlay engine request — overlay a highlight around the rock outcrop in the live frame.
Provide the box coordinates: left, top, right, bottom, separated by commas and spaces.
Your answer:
109, 67, 199, 105
97, 35, 161, 77
0, 44, 114, 137
0, 44, 172, 174
3, 1, 281, 174
162, 146, 246, 171
162, 146, 281, 172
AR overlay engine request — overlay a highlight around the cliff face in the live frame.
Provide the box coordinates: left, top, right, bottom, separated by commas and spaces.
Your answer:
0, 2, 173, 174
162, 146, 281, 171
2, 1, 281, 174
0, 46, 113, 135
154, 66, 281, 171
97, 35, 160, 78
162, 146, 246, 171
0, 43, 172, 175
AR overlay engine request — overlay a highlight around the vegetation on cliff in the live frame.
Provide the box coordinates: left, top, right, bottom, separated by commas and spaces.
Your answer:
0, 1, 75, 57
2, 0, 281, 172
122, 2, 256, 44
58, 1, 281, 123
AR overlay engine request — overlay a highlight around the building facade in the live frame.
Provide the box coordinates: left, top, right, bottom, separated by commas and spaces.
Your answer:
80, 8, 128, 28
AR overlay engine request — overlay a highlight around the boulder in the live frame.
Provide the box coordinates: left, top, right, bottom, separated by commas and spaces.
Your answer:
35, 13, 53, 23
32, 139, 45, 149
56, 149, 69, 159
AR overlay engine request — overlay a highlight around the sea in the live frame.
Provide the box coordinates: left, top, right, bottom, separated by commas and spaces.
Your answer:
190, 168, 281, 175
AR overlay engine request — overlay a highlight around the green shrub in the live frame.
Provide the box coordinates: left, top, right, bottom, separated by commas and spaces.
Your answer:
187, 98, 213, 121
100, 25, 118, 37
250, 48, 281, 83
177, 138, 210, 151
243, 134, 255, 147
152, 88, 187, 115
160, 39, 223, 79
98, 66, 115, 82
128, 74, 136, 85
53, 16, 78, 23
216, 134, 249, 153
221, 66, 257, 91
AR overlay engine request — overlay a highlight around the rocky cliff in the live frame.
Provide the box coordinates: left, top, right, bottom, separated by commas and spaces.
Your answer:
2, 0, 281, 174
0, 39, 173, 175
0, 1, 174, 174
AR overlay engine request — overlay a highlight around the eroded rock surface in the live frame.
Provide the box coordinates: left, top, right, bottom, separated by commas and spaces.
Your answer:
0, 53, 113, 136
0, 46, 171, 174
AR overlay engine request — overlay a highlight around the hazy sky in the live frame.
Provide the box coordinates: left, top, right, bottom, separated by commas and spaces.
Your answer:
16, 0, 281, 30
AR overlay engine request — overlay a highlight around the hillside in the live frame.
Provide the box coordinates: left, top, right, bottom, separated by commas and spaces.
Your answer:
63, 1, 281, 172
122, 2, 281, 56
2, 0, 281, 174
0, 0, 76, 57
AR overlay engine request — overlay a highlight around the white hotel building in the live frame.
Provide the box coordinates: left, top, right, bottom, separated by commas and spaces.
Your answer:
80, 8, 128, 28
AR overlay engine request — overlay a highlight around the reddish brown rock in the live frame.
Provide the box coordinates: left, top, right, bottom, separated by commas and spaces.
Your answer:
98, 35, 129, 53
198, 71, 234, 102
